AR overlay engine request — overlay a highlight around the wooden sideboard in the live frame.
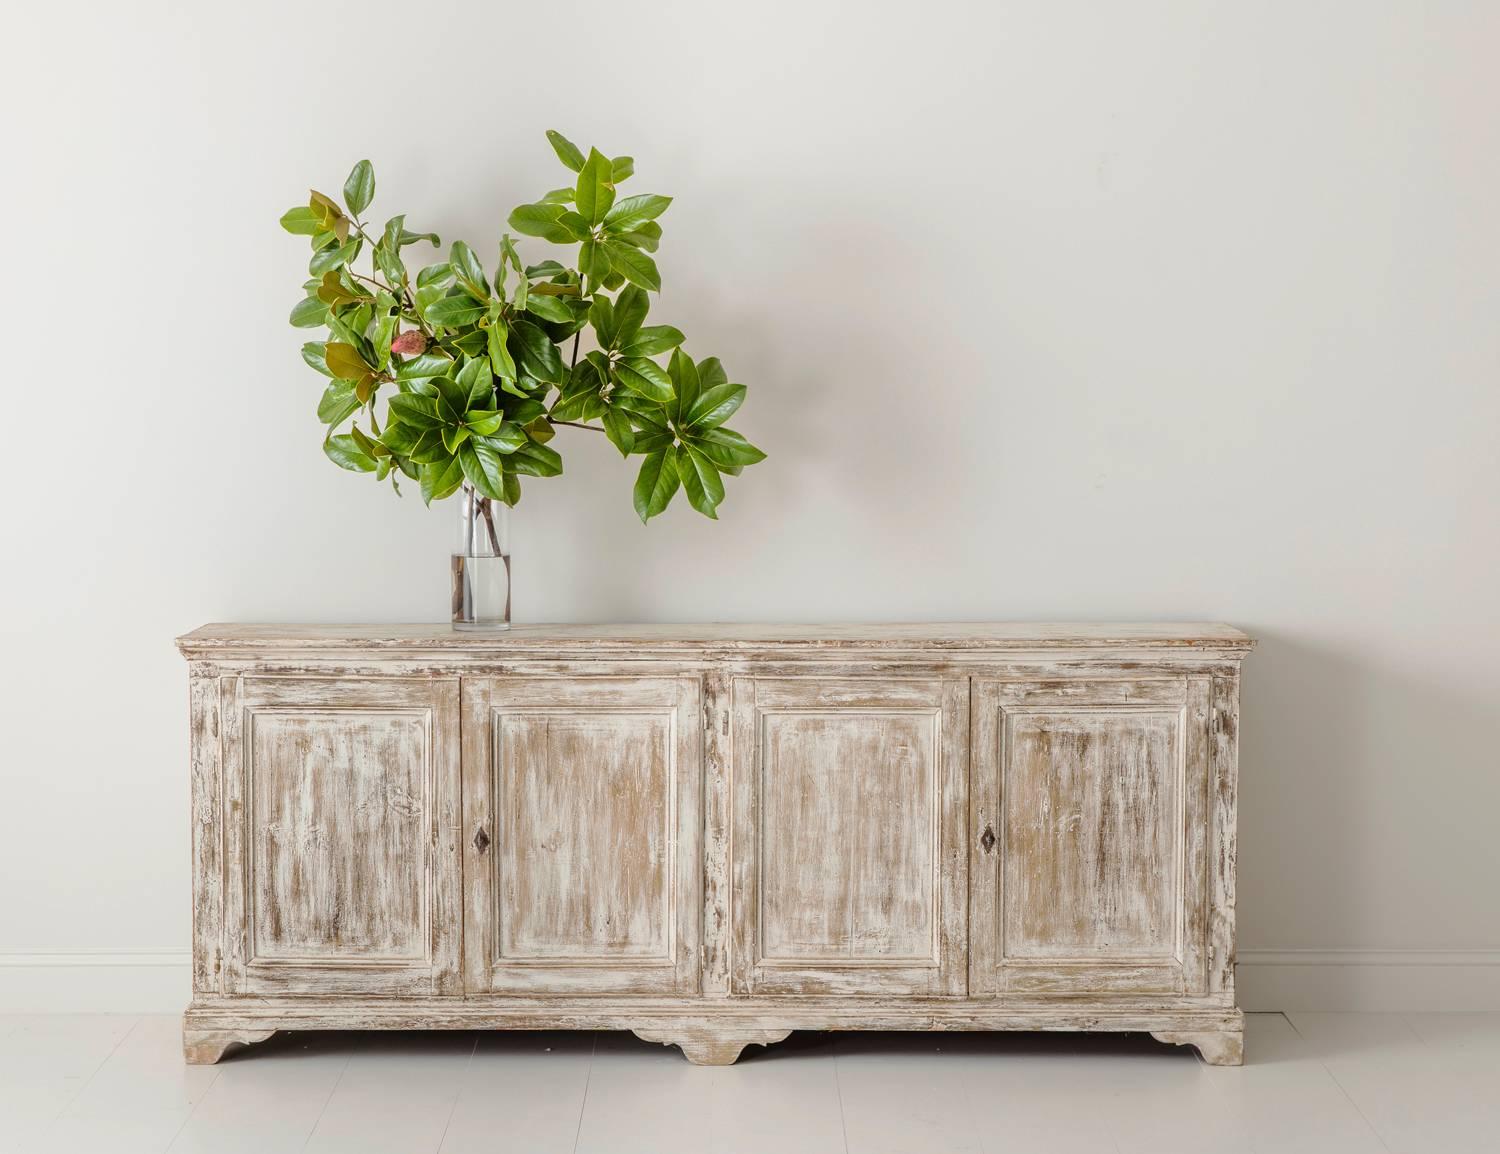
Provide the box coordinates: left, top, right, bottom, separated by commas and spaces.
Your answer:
176, 623, 1252, 1065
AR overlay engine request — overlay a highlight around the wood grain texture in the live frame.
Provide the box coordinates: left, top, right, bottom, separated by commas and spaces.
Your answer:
730, 678, 967, 996
218, 676, 461, 996
462, 677, 702, 995
1151, 1027, 1245, 1066
181, 623, 1249, 1064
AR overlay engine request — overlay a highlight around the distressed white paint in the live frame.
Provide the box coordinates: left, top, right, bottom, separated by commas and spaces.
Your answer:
179, 623, 1249, 1064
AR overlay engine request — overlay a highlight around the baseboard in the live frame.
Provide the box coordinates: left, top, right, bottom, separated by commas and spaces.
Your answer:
4, 948, 1499, 1014
0, 950, 190, 1013
1237, 949, 1500, 1012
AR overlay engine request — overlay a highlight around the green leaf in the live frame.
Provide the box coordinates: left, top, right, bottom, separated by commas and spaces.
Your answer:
484, 423, 528, 453
508, 439, 563, 477
487, 317, 517, 381
588, 296, 617, 349
669, 347, 701, 423
546, 129, 586, 172
686, 382, 746, 430
308, 238, 360, 276
507, 202, 574, 243
697, 356, 729, 390
457, 440, 504, 499
678, 444, 724, 518
575, 147, 616, 226
692, 427, 766, 469
604, 194, 670, 231
455, 357, 494, 408
342, 159, 374, 216
539, 187, 574, 204
523, 293, 573, 324
325, 342, 371, 380
449, 241, 488, 298
526, 260, 568, 279
290, 297, 328, 328
633, 450, 680, 522
612, 285, 649, 348
416, 262, 453, 288
324, 433, 376, 473
509, 319, 565, 384
442, 424, 472, 453
622, 325, 685, 357
388, 393, 443, 429
301, 341, 332, 376
424, 292, 487, 328
615, 221, 662, 252
617, 357, 674, 402
317, 381, 360, 426
611, 156, 634, 182
604, 242, 660, 291
466, 409, 503, 435
280, 206, 321, 235
420, 455, 465, 504
579, 237, 611, 283
400, 228, 440, 248
601, 408, 634, 457
394, 352, 452, 380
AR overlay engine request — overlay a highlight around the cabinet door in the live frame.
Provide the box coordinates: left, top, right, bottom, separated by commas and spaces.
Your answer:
220, 676, 461, 996
969, 678, 1210, 997
462, 677, 701, 995
731, 678, 968, 996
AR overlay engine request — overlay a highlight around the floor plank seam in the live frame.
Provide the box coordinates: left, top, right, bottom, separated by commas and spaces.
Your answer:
433, 1032, 480, 1153
569, 1031, 597, 1154
298, 1036, 356, 1153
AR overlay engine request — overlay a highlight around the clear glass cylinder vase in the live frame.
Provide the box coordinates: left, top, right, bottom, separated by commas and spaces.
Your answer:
452, 483, 511, 630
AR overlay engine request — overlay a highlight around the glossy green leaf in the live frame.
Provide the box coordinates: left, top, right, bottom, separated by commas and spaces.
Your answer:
484, 423, 528, 453
421, 455, 465, 504
612, 285, 649, 348
343, 159, 374, 216
507, 202, 574, 243
416, 262, 453, 288
546, 129, 586, 172
424, 293, 487, 328
301, 341, 332, 376
678, 443, 724, 518
601, 408, 634, 457
388, 393, 443, 429
579, 237, 610, 283
523, 293, 573, 324
692, 426, 766, 468
324, 433, 376, 473
611, 156, 634, 182
509, 319, 565, 384
450, 241, 488, 298
696, 356, 729, 390
603, 242, 660, 291
669, 348, 700, 423
441, 424, 472, 454
317, 381, 360, 426
455, 357, 493, 408
487, 317, 516, 381
622, 325, 685, 357
508, 439, 564, 477
613, 220, 662, 252
540, 187, 574, 204
466, 409, 504, 435
290, 297, 328, 328
685, 382, 746, 430
280, 206, 321, 235
575, 148, 616, 226
633, 449, 679, 522
604, 194, 670, 231
394, 352, 452, 380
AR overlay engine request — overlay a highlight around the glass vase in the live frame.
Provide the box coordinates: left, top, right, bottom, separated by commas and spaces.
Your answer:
452, 483, 511, 630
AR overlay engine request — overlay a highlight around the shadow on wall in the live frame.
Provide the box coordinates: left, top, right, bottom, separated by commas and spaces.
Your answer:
1236, 629, 1500, 952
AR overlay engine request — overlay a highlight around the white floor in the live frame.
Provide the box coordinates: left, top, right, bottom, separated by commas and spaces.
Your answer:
1, 1013, 1497, 1153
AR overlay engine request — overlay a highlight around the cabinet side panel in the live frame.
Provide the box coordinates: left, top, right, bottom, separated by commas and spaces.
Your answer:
1210, 673, 1241, 996
189, 673, 223, 996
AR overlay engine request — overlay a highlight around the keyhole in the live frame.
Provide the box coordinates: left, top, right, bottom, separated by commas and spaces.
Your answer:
980, 824, 996, 853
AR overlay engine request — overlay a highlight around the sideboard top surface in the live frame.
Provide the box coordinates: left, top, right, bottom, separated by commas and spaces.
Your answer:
177, 621, 1253, 658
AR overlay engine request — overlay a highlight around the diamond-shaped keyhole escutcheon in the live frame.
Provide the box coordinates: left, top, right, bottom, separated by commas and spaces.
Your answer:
980, 824, 996, 854
473, 825, 491, 854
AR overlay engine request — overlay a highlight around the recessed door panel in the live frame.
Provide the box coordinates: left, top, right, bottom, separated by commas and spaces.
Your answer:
731, 679, 967, 996
970, 678, 1210, 997
221, 676, 461, 996
463, 678, 701, 995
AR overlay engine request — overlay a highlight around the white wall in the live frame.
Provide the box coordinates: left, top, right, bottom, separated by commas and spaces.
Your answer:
3, 0, 1498, 1010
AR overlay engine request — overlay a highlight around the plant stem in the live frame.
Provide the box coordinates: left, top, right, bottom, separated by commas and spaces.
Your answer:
551, 420, 605, 433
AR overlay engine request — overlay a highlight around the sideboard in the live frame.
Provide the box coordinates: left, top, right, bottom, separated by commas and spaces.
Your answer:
176, 623, 1252, 1065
